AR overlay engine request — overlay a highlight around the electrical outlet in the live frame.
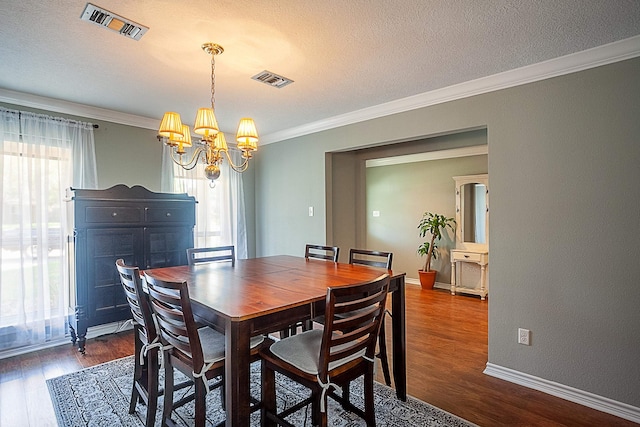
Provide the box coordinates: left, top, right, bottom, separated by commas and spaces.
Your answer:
518, 328, 531, 346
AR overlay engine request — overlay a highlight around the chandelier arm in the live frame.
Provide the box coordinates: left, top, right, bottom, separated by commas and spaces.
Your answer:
157, 43, 257, 187
222, 150, 250, 172
170, 147, 205, 170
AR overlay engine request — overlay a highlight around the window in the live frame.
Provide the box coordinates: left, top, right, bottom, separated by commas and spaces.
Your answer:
0, 108, 97, 354
162, 144, 248, 257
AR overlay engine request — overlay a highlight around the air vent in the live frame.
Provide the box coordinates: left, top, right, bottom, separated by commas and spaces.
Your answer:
251, 71, 294, 88
80, 3, 148, 41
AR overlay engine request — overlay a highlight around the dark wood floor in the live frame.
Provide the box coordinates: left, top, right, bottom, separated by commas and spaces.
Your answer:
0, 285, 636, 426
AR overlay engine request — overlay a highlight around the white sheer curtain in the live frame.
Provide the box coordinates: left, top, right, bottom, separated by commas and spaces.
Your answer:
161, 143, 248, 258
0, 107, 97, 354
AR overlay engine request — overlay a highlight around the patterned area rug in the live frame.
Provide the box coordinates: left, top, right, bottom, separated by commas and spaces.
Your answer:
47, 356, 476, 426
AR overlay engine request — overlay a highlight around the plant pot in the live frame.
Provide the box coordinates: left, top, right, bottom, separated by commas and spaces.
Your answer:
418, 270, 437, 289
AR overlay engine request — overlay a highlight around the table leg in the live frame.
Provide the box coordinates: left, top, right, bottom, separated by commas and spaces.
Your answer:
391, 276, 407, 401
225, 320, 252, 426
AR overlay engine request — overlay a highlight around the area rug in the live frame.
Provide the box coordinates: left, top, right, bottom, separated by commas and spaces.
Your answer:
47, 356, 475, 426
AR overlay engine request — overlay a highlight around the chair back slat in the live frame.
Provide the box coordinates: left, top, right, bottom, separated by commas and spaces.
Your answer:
187, 246, 235, 266
145, 273, 204, 368
116, 259, 156, 343
305, 244, 340, 262
318, 274, 389, 378
333, 291, 387, 317
348, 249, 393, 269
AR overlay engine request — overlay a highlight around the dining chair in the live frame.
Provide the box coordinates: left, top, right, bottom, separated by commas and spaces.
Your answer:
186, 245, 235, 266
348, 249, 392, 270
348, 248, 393, 386
260, 273, 390, 427
115, 259, 160, 427
305, 244, 340, 262
280, 244, 341, 339
144, 272, 267, 427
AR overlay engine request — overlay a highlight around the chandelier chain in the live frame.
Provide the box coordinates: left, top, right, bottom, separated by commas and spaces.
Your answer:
210, 53, 216, 111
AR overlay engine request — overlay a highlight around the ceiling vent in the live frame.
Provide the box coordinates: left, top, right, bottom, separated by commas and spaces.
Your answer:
80, 3, 148, 41
251, 71, 294, 88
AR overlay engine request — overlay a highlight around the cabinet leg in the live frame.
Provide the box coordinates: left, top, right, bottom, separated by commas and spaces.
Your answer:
480, 264, 487, 301
450, 261, 456, 295
69, 326, 77, 345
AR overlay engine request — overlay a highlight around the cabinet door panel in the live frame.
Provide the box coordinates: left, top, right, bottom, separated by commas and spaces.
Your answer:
86, 228, 143, 325
144, 226, 193, 268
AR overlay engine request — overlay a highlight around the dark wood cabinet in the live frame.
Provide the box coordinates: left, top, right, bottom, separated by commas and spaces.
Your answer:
66, 185, 196, 353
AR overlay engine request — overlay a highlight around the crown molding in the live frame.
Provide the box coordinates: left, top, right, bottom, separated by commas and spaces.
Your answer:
0, 88, 159, 129
365, 145, 488, 168
262, 35, 640, 144
2, 35, 639, 140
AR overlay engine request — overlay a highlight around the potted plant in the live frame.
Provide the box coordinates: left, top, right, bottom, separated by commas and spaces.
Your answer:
417, 212, 455, 289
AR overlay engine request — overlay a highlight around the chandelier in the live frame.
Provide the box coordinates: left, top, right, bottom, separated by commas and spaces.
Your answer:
157, 43, 258, 184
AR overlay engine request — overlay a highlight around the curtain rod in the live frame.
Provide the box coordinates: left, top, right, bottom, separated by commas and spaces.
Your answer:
1, 106, 98, 129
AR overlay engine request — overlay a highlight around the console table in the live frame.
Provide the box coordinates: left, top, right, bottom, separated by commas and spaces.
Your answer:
450, 249, 489, 300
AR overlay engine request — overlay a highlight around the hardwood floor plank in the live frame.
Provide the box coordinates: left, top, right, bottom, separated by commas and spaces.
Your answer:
1, 286, 636, 426
378, 286, 637, 427
0, 378, 29, 426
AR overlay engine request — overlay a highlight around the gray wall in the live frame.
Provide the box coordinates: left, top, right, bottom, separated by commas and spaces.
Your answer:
254, 57, 640, 407
4, 56, 639, 409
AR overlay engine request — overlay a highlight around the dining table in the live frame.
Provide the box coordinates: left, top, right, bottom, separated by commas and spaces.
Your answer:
143, 255, 406, 426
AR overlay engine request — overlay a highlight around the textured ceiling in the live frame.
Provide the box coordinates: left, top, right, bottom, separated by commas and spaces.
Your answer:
1, 1, 639, 142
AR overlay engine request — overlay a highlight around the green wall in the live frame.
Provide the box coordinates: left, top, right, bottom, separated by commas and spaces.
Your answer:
0, 102, 161, 191
366, 154, 488, 285
254, 57, 640, 408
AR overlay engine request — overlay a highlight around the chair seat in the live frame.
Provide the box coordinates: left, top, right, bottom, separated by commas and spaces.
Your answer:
270, 329, 365, 375
196, 327, 265, 364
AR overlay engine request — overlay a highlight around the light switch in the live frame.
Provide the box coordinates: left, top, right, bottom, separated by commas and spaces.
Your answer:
372, 210, 380, 217
308, 206, 314, 217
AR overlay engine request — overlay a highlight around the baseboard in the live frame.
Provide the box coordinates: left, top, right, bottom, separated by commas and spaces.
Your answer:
484, 363, 640, 423
85, 319, 133, 340
405, 278, 450, 290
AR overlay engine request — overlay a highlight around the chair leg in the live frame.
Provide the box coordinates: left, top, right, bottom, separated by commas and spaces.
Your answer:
364, 367, 376, 427
130, 327, 143, 414
219, 377, 225, 411
311, 388, 324, 427
261, 360, 277, 427
194, 377, 207, 427
318, 388, 328, 427
377, 318, 392, 386
279, 328, 291, 339
162, 356, 175, 427
145, 350, 159, 427
130, 367, 142, 414
341, 384, 351, 410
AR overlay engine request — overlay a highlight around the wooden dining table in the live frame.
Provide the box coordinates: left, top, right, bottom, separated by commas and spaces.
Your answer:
144, 255, 406, 426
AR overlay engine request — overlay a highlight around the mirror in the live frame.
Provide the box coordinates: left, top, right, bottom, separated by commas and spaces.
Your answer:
453, 174, 488, 250
461, 183, 486, 244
